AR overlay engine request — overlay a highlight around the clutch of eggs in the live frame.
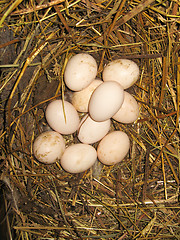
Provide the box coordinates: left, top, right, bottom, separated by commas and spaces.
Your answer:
33, 53, 140, 172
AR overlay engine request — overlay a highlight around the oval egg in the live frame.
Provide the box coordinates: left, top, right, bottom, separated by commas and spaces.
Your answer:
103, 59, 140, 89
61, 144, 97, 173
33, 131, 65, 164
64, 53, 98, 91
113, 91, 139, 123
45, 100, 80, 135
89, 81, 124, 122
97, 131, 130, 165
71, 79, 103, 112
78, 114, 111, 144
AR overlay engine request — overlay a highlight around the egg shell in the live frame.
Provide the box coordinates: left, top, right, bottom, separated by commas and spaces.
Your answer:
71, 79, 103, 112
45, 100, 80, 135
61, 144, 97, 173
103, 59, 139, 89
33, 131, 65, 164
89, 81, 124, 122
64, 53, 98, 91
97, 131, 130, 165
112, 91, 139, 123
78, 114, 111, 144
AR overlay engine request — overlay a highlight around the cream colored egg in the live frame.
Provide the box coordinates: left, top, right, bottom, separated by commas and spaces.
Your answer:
33, 131, 65, 164
97, 131, 130, 165
112, 91, 139, 123
78, 114, 111, 144
71, 79, 103, 112
64, 53, 98, 91
61, 144, 97, 173
45, 100, 80, 135
103, 59, 140, 89
89, 81, 124, 122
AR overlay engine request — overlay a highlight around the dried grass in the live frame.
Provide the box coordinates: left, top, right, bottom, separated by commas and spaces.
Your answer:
0, 0, 179, 239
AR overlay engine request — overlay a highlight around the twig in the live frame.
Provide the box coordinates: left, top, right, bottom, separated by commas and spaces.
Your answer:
10, 0, 65, 16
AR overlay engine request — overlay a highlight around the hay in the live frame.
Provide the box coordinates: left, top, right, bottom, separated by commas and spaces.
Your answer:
0, 0, 179, 239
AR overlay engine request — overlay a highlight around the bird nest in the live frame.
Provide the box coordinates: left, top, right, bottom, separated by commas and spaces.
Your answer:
0, 0, 179, 239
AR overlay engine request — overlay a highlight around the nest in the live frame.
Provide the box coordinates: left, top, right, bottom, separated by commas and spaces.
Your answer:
0, 0, 179, 239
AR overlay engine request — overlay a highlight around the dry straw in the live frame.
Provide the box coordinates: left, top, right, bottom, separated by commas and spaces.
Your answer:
0, 0, 179, 239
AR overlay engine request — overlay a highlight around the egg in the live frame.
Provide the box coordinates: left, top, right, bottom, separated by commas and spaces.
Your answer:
88, 81, 124, 122
112, 91, 139, 123
45, 100, 80, 135
64, 53, 98, 91
78, 114, 111, 144
61, 144, 97, 173
71, 79, 103, 112
103, 59, 140, 89
33, 131, 65, 164
97, 131, 130, 165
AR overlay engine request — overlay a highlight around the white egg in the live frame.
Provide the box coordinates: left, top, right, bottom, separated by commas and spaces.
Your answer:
89, 81, 124, 122
71, 79, 103, 112
33, 131, 65, 164
112, 91, 139, 123
64, 53, 98, 91
61, 144, 97, 173
45, 100, 80, 135
97, 131, 130, 165
103, 59, 140, 89
78, 114, 111, 144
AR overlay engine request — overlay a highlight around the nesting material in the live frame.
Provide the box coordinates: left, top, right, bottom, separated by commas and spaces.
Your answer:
0, 0, 179, 239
